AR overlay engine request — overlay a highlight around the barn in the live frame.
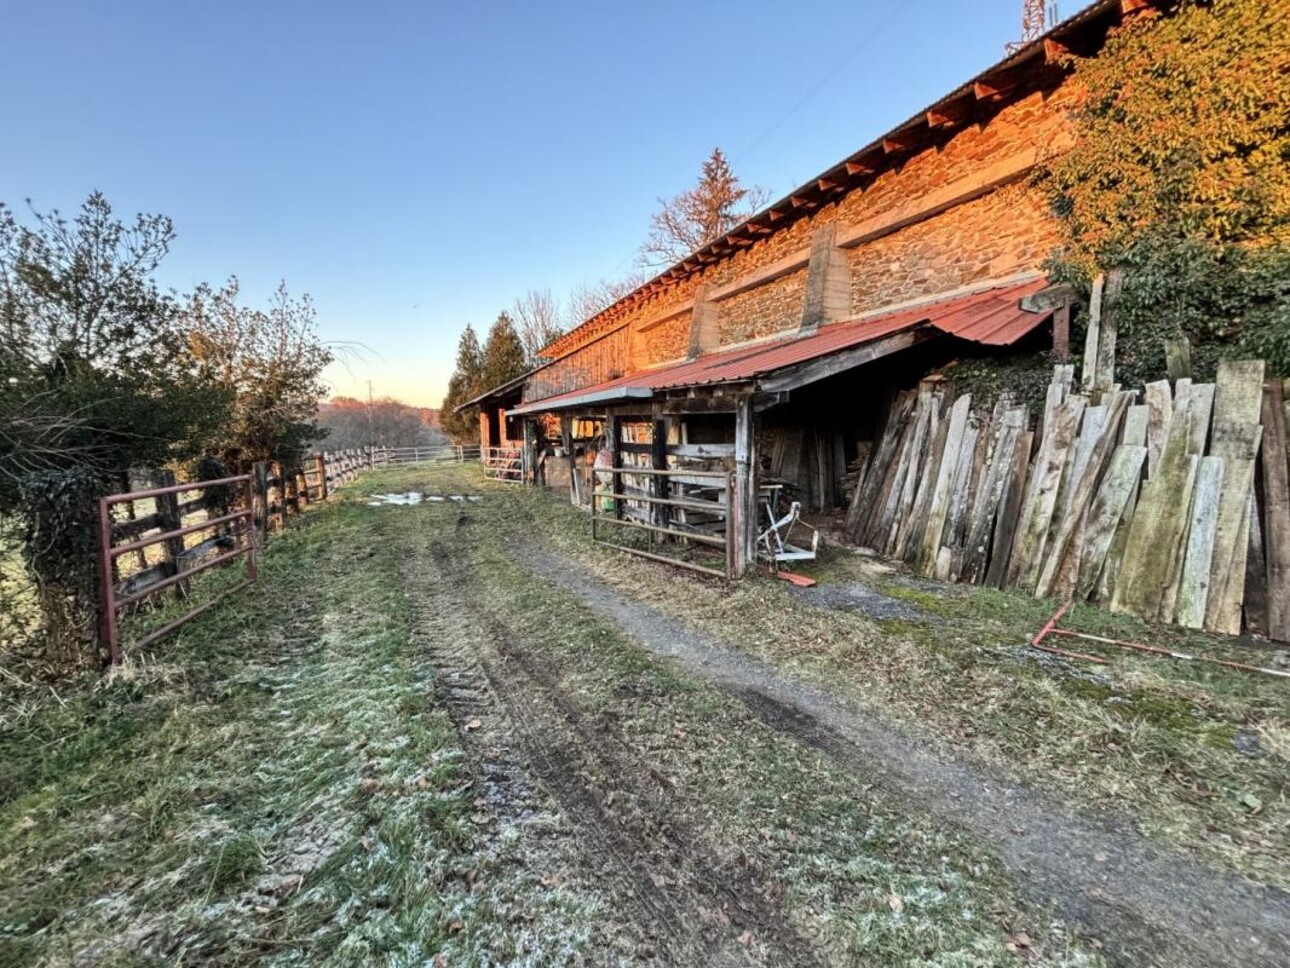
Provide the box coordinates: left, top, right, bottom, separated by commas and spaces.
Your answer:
465, 0, 1157, 579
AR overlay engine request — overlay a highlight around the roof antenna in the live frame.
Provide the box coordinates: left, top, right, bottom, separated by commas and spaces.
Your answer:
1007, 0, 1058, 53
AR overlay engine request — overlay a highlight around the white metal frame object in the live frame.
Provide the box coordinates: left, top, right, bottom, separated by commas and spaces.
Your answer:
757, 496, 820, 563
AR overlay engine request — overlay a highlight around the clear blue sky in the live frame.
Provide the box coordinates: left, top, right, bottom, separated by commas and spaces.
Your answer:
1, 0, 1028, 406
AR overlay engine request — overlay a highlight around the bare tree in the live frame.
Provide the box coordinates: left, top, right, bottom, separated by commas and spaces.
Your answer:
512, 288, 564, 363
637, 148, 770, 269
565, 273, 649, 328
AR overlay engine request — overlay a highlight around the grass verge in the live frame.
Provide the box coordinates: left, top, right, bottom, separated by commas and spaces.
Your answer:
0, 484, 601, 966
373, 464, 1288, 889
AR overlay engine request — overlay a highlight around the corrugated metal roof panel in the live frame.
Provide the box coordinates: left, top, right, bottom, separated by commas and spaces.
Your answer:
511, 278, 1051, 414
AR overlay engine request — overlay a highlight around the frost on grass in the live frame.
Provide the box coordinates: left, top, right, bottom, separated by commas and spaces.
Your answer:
0, 507, 605, 967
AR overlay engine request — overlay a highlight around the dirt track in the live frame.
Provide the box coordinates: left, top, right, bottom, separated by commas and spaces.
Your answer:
402, 527, 821, 966
391, 498, 1288, 967
507, 542, 1290, 968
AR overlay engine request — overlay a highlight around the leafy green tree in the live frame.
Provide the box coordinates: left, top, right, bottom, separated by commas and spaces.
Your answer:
439, 324, 484, 442
0, 192, 230, 663
0, 193, 229, 493
184, 277, 332, 466
1041, 0, 1290, 380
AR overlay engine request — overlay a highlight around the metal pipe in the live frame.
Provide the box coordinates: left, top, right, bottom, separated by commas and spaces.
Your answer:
593, 514, 727, 547
1049, 628, 1290, 679
128, 579, 254, 651
104, 474, 250, 505
591, 489, 728, 514
597, 541, 728, 579
109, 510, 251, 559
114, 545, 251, 608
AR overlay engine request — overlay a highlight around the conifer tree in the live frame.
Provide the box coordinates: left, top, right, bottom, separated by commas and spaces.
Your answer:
638, 148, 768, 268
439, 324, 484, 442
479, 312, 528, 392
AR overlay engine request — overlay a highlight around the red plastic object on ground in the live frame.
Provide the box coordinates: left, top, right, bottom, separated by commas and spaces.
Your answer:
774, 571, 817, 587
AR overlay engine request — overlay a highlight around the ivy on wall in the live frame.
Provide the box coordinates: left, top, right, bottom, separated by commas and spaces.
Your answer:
1039, 0, 1290, 383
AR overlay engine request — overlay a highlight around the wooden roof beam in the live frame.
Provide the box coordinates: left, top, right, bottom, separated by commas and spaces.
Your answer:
1043, 37, 1070, 62
974, 67, 1026, 101
789, 194, 816, 209
927, 98, 973, 128
882, 128, 925, 154
845, 158, 879, 177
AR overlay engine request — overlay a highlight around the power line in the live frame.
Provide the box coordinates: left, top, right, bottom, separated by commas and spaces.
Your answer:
593, 0, 917, 285
731, 0, 917, 168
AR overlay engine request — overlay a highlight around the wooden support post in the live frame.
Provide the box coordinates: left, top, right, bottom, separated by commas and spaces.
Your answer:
607, 414, 622, 520
561, 415, 578, 506
651, 418, 670, 531
253, 462, 269, 536
733, 395, 758, 577
154, 470, 186, 599
1165, 336, 1192, 385
1052, 302, 1071, 363
270, 461, 286, 528
1080, 275, 1104, 394
522, 419, 535, 486
1093, 270, 1122, 399
1261, 379, 1290, 642
315, 453, 328, 501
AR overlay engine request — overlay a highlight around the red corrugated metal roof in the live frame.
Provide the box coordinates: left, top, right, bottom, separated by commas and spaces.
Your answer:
512, 278, 1051, 413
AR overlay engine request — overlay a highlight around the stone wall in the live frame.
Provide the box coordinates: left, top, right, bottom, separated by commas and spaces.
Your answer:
717, 268, 808, 346
530, 82, 1085, 400
849, 183, 1062, 315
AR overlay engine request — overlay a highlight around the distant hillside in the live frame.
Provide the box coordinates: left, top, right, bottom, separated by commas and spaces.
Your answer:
316, 396, 446, 450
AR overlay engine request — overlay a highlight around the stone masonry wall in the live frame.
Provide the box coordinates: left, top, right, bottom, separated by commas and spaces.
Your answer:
849, 182, 1063, 314
532, 82, 1084, 399
717, 268, 809, 346
640, 312, 691, 366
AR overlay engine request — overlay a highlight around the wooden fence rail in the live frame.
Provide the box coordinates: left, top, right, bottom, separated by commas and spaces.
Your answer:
96, 443, 471, 662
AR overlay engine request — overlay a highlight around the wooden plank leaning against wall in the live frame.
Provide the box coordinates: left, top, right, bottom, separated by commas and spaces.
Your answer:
839, 275, 1290, 642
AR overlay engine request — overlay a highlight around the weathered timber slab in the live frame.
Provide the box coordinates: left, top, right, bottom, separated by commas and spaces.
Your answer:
1010, 394, 1086, 591
1177, 456, 1225, 629
1205, 360, 1265, 634
1075, 445, 1148, 601
1143, 380, 1173, 479
1260, 379, 1290, 642
918, 394, 972, 574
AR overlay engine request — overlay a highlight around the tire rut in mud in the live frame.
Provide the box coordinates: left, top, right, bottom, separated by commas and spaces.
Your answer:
400, 534, 820, 967
508, 539, 1290, 968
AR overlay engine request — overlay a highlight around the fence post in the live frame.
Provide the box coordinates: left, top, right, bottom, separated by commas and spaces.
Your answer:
96, 496, 123, 665
607, 414, 623, 520
651, 419, 669, 535
253, 462, 269, 536
270, 461, 287, 528
295, 466, 310, 507
154, 470, 187, 598
315, 453, 328, 501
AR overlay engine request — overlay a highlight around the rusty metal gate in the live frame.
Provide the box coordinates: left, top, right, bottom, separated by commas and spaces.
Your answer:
591, 464, 734, 579
96, 474, 258, 663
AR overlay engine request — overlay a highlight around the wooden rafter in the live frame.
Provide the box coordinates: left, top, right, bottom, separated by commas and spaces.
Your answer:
927, 99, 972, 128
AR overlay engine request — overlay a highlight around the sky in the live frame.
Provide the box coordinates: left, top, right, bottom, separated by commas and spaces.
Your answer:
0, 0, 1028, 406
